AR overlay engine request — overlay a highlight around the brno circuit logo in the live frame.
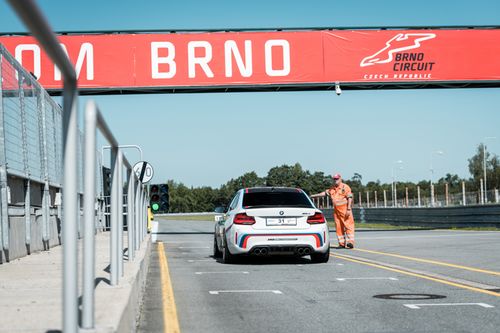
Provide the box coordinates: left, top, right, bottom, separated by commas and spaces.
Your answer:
360, 33, 436, 67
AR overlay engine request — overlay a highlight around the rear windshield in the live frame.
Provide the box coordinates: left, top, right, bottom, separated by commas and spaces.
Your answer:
242, 191, 313, 209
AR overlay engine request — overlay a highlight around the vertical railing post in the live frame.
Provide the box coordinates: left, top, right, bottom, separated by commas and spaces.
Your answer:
110, 147, 119, 285
144, 192, 148, 239
480, 179, 484, 205
445, 183, 449, 206
19, 73, 31, 251
405, 187, 409, 207
127, 170, 135, 261
462, 181, 466, 206
134, 181, 141, 251
82, 103, 97, 329
117, 151, 124, 277
0, 50, 8, 255
39, 92, 51, 246
417, 186, 421, 207
62, 82, 79, 333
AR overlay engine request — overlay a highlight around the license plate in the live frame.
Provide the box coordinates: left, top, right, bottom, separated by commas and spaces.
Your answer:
266, 218, 297, 226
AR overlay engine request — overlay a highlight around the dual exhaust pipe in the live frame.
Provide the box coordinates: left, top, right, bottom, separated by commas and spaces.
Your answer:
296, 247, 311, 256
251, 247, 311, 256
253, 247, 269, 256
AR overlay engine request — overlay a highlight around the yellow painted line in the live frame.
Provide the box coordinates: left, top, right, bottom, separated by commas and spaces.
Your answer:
158, 242, 181, 333
331, 253, 500, 298
354, 248, 500, 277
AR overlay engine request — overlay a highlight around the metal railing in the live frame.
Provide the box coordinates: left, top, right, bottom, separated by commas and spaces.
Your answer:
7, 2, 80, 331
7, 1, 149, 332
312, 188, 499, 209
83, 100, 147, 328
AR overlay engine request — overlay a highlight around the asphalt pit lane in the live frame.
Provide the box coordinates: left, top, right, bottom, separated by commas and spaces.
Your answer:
373, 294, 447, 300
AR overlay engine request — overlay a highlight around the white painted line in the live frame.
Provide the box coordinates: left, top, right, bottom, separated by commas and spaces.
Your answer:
336, 277, 398, 281
209, 290, 282, 295
296, 264, 304, 267
404, 303, 494, 309
336, 263, 344, 266
195, 271, 249, 275
187, 259, 212, 263
165, 241, 208, 243
179, 246, 210, 249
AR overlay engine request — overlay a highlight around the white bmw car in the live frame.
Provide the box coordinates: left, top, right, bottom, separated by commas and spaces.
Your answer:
214, 187, 330, 263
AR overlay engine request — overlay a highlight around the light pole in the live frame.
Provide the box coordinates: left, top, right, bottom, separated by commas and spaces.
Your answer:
483, 137, 496, 203
391, 160, 403, 207
430, 150, 444, 207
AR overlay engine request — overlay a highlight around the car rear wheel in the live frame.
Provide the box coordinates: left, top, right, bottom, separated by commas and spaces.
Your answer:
213, 235, 222, 258
222, 236, 236, 264
310, 250, 330, 263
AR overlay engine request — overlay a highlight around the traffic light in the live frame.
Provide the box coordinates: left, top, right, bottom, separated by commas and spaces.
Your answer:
159, 184, 169, 213
102, 166, 111, 196
150, 184, 160, 213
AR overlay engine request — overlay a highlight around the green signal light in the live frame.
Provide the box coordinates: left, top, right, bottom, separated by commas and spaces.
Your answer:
151, 203, 160, 211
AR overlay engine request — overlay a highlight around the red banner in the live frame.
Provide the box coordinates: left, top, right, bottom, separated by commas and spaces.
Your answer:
1, 29, 499, 90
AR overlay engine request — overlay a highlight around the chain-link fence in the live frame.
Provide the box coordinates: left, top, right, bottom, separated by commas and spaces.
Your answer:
0, 44, 101, 261
1, 44, 64, 186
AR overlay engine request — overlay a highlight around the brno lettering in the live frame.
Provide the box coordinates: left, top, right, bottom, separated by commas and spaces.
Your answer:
151, 42, 176, 79
151, 39, 291, 80
54, 43, 94, 81
264, 40, 290, 77
188, 41, 214, 78
224, 40, 252, 78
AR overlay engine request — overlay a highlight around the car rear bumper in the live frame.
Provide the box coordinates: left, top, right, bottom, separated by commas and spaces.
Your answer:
248, 244, 317, 256
227, 228, 330, 255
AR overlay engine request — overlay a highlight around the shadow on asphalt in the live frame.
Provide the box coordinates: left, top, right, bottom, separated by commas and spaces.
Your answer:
211, 255, 324, 265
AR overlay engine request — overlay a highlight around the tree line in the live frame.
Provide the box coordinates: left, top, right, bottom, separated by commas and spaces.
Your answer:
165, 144, 499, 212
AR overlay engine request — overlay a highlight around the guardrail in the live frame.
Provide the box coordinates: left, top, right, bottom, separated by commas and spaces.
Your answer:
83, 100, 147, 328
7, 1, 149, 332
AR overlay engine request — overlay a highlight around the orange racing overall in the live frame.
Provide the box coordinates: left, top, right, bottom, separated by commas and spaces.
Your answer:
328, 183, 355, 247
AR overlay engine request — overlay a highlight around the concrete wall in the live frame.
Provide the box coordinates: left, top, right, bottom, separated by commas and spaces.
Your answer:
1, 209, 61, 263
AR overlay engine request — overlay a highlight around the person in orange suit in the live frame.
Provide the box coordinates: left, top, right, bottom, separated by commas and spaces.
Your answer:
312, 173, 355, 249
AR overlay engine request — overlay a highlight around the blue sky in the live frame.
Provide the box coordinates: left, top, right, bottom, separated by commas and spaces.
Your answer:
1, 0, 499, 187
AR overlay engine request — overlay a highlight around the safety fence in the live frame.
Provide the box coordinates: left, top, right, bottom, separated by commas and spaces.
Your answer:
0, 43, 107, 259
1, 43, 67, 260
312, 187, 499, 209
4, 1, 151, 332
322, 205, 500, 228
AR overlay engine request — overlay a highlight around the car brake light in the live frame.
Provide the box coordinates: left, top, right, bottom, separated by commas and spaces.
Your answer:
307, 212, 326, 224
233, 213, 256, 225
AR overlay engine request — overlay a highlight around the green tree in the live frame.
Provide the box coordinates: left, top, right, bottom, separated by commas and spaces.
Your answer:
468, 143, 500, 190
